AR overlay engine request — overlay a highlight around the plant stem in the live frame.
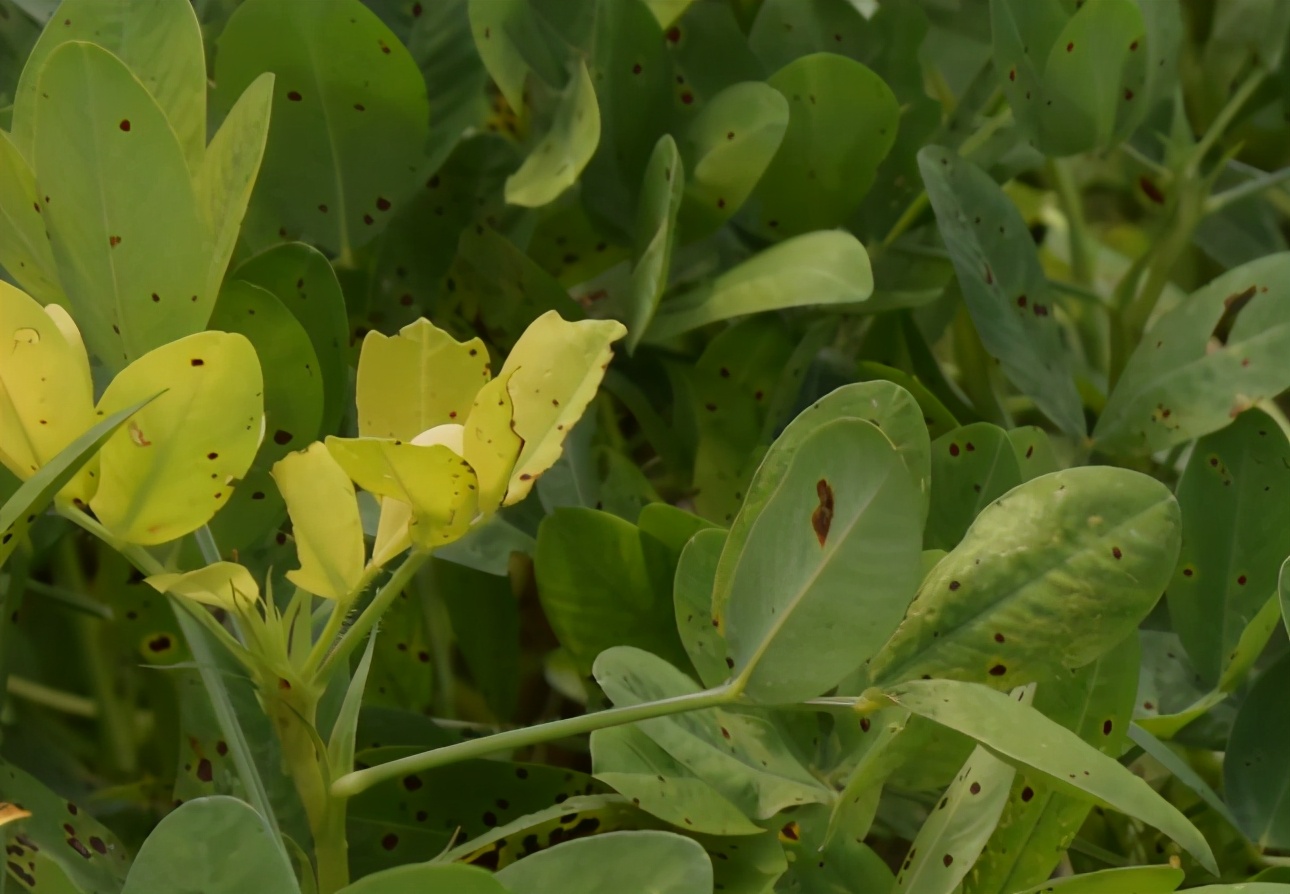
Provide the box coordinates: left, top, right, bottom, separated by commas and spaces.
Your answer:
1048, 158, 1094, 285
316, 551, 433, 682
1185, 67, 1268, 180
1205, 164, 1290, 214
6, 676, 99, 717
301, 564, 382, 681
331, 684, 737, 799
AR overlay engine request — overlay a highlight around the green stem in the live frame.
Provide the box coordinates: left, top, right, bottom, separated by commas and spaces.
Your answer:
1186, 68, 1268, 180
316, 551, 433, 682
1048, 158, 1094, 285
331, 684, 737, 799
301, 563, 382, 681
270, 689, 348, 894
6, 676, 99, 717
1205, 164, 1290, 214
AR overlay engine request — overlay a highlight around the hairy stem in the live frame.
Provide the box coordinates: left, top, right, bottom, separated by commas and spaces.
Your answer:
316, 550, 433, 682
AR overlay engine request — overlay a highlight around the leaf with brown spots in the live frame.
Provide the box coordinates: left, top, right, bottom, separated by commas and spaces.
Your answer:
33, 42, 210, 372
212, 0, 429, 256
1096, 253, 1290, 454
871, 467, 1179, 691
966, 641, 1139, 894
1167, 410, 1290, 686
885, 678, 1217, 875
722, 417, 922, 703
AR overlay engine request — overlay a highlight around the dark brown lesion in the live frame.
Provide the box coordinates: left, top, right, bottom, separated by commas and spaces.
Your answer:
811, 479, 834, 546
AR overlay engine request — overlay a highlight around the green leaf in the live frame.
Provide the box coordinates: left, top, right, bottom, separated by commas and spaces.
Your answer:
495, 830, 714, 894
882, 678, 1218, 875
206, 278, 324, 552
90, 332, 263, 545
966, 640, 1141, 894
1007, 425, 1061, 481
534, 507, 691, 680
742, 53, 898, 239
645, 230, 873, 342
893, 744, 1017, 894
434, 558, 521, 719
0, 129, 61, 304
326, 630, 379, 789
994, 0, 1147, 156
197, 72, 274, 305
578, 0, 673, 236
687, 317, 797, 524
870, 467, 1181, 689
1006, 866, 1184, 894
1225, 652, 1290, 850
594, 646, 830, 818
591, 724, 763, 836
1128, 723, 1240, 831
675, 527, 732, 688
1094, 253, 1290, 454
34, 41, 211, 371
1166, 409, 1290, 686
504, 59, 600, 208
121, 797, 298, 894
0, 757, 132, 892
212, 0, 430, 255
918, 146, 1085, 436
711, 379, 931, 618
1282, 556, 1290, 641
338, 864, 508, 894
466, 0, 542, 113
777, 802, 893, 893
925, 423, 1023, 551
677, 81, 788, 237
721, 417, 923, 703
13, 0, 207, 166
625, 135, 684, 351
350, 762, 613, 874
232, 242, 351, 434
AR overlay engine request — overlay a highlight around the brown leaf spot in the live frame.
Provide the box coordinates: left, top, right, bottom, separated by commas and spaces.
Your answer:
287, 91, 302, 102
811, 479, 834, 546
119, 119, 130, 132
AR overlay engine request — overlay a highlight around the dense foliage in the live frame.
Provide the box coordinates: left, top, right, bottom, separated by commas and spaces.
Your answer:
3, 0, 1290, 892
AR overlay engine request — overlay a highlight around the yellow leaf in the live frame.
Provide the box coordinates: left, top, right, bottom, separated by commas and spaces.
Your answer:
271, 442, 365, 602
356, 319, 490, 440
463, 370, 522, 515
0, 802, 31, 827
326, 437, 478, 549
372, 497, 413, 568
0, 282, 96, 502
92, 331, 264, 545
146, 561, 260, 612
500, 312, 626, 504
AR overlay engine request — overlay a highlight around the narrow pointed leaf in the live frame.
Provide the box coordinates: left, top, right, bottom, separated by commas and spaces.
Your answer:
884, 678, 1218, 875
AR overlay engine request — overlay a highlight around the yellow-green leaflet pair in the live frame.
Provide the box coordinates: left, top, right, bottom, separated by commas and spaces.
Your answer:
0, 281, 264, 545
149, 311, 626, 610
